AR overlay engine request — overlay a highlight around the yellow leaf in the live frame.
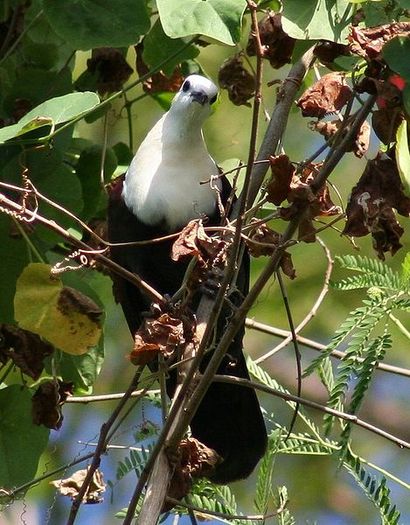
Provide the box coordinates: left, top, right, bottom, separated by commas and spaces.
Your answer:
14, 263, 102, 355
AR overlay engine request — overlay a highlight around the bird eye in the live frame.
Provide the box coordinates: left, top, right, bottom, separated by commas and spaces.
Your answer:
182, 80, 190, 92
210, 94, 217, 105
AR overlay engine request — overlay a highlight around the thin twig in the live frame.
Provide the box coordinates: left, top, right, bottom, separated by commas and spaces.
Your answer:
245, 318, 410, 378
256, 237, 333, 363
213, 375, 410, 449
66, 368, 143, 525
0, 192, 164, 303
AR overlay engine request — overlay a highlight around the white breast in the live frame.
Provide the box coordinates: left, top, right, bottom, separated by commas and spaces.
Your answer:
123, 113, 221, 232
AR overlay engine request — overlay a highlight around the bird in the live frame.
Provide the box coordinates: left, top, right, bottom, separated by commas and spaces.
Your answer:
107, 74, 267, 483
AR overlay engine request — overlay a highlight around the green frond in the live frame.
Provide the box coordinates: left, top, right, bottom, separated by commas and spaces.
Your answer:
182, 480, 251, 524
248, 358, 322, 438
343, 451, 400, 525
334, 255, 402, 291
318, 356, 335, 393
338, 333, 391, 451
323, 308, 390, 434
274, 486, 295, 525
304, 300, 386, 379
116, 445, 153, 480
276, 432, 335, 456
254, 430, 280, 518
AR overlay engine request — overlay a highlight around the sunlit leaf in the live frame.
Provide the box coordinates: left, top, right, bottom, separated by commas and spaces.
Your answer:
14, 263, 103, 355
157, 0, 246, 45
282, 0, 353, 43
395, 120, 410, 197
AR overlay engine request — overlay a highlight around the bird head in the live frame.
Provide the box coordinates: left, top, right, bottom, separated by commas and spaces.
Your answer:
169, 74, 219, 125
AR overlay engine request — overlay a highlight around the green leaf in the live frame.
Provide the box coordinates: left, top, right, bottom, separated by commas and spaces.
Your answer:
55, 339, 105, 394
0, 385, 49, 490
14, 263, 103, 355
395, 120, 410, 197
76, 144, 117, 220
0, 213, 30, 324
282, 0, 354, 43
43, 0, 150, 50
382, 36, 410, 82
157, 0, 246, 46
402, 252, 410, 283
0, 92, 100, 143
143, 19, 199, 76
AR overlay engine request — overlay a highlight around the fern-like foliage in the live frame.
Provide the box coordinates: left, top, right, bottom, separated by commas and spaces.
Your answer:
332, 255, 402, 291
343, 450, 400, 525
254, 430, 280, 519
337, 332, 392, 452
274, 486, 295, 525
116, 445, 153, 480
179, 479, 252, 524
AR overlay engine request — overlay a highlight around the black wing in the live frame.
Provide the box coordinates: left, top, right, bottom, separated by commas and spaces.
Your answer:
107, 175, 267, 483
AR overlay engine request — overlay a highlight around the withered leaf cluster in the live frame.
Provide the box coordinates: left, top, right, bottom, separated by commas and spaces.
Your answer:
0, 324, 54, 380
164, 437, 221, 511
218, 54, 255, 107
246, 222, 296, 279
311, 118, 370, 158
130, 309, 196, 366
297, 72, 352, 118
51, 468, 106, 504
246, 12, 295, 69
348, 23, 410, 60
32, 379, 74, 430
87, 48, 133, 95
344, 153, 410, 259
135, 42, 184, 94
266, 155, 341, 243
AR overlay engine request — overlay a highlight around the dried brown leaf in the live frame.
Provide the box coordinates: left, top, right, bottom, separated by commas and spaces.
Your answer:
349, 23, 410, 60
51, 468, 105, 504
372, 108, 404, 145
297, 72, 352, 118
246, 12, 295, 69
218, 54, 255, 107
87, 48, 133, 95
164, 438, 222, 511
344, 153, 410, 259
0, 324, 54, 379
311, 118, 370, 158
32, 380, 74, 430
135, 42, 183, 94
265, 154, 295, 205
130, 310, 195, 366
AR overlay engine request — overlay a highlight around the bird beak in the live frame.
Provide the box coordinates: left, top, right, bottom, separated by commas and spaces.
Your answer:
190, 90, 208, 106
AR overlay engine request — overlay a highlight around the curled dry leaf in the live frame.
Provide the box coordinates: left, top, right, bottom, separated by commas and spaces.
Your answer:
314, 40, 350, 65
135, 42, 183, 94
349, 23, 410, 60
0, 324, 54, 379
246, 12, 295, 69
372, 108, 404, 145
297, 72, 352, 118
51, 467, 106, 504
130, 310, 195, 366
87, 48, 133, 95
218, 54, 255, 107
32, 380, 74, 430
172, 220, 227, 267
163, 437, 222, 511
265, 154, 295, 206
279, 163, 342, 243
311, 118, 370, 158
344, 153, 410, 259
246, 223, 296, 279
